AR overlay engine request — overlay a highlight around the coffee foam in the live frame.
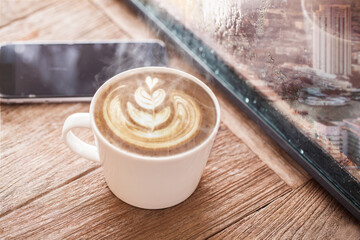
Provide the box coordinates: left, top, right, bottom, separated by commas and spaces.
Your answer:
94, 72, 216, 156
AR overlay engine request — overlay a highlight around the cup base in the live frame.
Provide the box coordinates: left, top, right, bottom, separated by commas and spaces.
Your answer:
106, 180, 199, 209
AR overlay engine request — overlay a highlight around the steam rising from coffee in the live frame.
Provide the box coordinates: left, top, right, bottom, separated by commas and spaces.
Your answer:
93, 42, 167, 89
94, 71, 216, 156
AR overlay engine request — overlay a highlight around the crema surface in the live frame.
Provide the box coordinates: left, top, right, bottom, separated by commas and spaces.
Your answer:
94, 71, 216, 156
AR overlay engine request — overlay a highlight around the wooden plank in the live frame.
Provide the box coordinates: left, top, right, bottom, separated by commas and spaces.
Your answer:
212, 180, 360, 240
0, 124, 291, 239
0, 0, 130, 216
0, 0, 58, 27
0, 0, 130, 42
91, 0, 157, 39
0, 103, 99, 216
217, 93, 311, 189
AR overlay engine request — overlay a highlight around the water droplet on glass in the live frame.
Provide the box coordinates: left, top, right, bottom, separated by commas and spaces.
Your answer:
253, 99, 257, 104
214, 69, 219, 75
245, 98, 249, 103
300, 149, 304, 154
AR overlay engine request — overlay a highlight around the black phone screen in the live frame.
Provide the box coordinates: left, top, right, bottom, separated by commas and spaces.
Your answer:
0, 42, 167, 98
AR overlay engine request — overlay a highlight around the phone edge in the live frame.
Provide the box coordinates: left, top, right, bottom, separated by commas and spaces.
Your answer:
0, 96, 92, 104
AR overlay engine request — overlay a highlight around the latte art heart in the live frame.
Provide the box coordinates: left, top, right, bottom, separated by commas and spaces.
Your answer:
134, 87, 166, 110
94, 72, 217, 156
127, 102, 171, 130
103, 77, 202, 150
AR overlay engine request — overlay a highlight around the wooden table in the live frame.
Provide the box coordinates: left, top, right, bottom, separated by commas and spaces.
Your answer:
1, 0, 359, 239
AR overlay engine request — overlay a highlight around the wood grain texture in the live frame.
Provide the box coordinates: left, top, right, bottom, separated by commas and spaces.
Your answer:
217, 93, 310, 189
0, 124, 290, 239
0, 0, 58, 27
0, 0, 130, 216
91, 0, 157, 39
0, 103, 99, 216
212, 180, 360, 240
0, 0, 130, 42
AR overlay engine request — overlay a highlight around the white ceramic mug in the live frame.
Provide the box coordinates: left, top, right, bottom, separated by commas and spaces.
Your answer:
62, 67, 220, 209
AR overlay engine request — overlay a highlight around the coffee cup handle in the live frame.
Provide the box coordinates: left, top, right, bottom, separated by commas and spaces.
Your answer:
62, 113, 101, 164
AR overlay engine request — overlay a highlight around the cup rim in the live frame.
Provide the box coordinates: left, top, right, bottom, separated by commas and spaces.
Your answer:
90, 67, 221, 161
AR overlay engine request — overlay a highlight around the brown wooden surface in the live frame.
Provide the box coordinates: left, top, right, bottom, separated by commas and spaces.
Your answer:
213, 180, 360, 239
0, 0, 359, 239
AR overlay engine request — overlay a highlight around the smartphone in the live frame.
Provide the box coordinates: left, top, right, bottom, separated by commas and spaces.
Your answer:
0, 40, 167, 103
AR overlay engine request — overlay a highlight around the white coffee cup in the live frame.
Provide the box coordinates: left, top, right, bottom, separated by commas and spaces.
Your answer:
62, 67, 220, 209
